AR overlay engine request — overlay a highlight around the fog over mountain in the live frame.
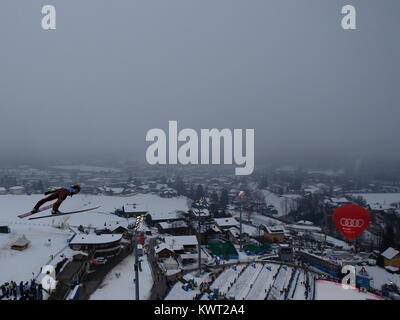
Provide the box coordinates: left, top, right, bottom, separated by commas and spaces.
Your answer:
0, 0, 399, 169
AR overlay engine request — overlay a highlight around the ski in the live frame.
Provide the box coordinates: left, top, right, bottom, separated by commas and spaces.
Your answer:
28, 206, 100, 220
18, 203, 54, 219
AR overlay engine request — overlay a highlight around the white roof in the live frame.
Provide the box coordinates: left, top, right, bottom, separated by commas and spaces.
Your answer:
385, 266, 399, 272
381, 247, 399, 260
296, 220, 314, 226
163, 235, 198, 251
213, 217, 238, 228
70, 234, 122, 245
158, 221, 188, 229
287, 224, 322, 232
228, 227, 240, 238
12, 234, 30, 246
265, 225, 285, 234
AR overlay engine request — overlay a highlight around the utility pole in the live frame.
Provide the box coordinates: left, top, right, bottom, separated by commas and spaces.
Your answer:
239, 191, 245, 252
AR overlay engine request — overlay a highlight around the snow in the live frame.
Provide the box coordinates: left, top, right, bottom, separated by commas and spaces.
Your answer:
246, 264, 279, 300
90, 254, 153, 300
243, 213, 284, 227
315, 280, 384, 300
70, 234, 122, 245
356, 266, 400, 290
351, 193, 400, 210
226, 263, 263, 299
260, 191, 299, 216
0, 194, 188, 300
206, 265, 246, 297
161, 236, 198, 251
381, 247, 399, 260
292, 270, 308, 300
213, 217, 239, 228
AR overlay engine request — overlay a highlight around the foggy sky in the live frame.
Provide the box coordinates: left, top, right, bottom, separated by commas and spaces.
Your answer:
0, 0, 399, 167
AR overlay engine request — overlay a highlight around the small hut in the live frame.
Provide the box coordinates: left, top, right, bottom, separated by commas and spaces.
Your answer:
11, 234, 30, 251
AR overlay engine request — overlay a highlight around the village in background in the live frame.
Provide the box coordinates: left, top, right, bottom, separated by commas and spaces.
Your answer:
0, 160, 400, 300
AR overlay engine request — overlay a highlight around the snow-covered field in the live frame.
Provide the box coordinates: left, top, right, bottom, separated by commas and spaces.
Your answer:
351, 193, 400, 209
315, 280, 384, 300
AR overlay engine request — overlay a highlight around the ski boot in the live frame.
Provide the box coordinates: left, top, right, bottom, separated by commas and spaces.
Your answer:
31, 208, 39, 214
51, 210, 61, 215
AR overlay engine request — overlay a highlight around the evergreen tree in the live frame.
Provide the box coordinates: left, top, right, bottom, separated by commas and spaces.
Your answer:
382, 225, 395, 250
220, 189, 229, 209
259, 175, 269, 189
210, 191, 219, 204
174, 176, 186, 196
195, 185, 204, 201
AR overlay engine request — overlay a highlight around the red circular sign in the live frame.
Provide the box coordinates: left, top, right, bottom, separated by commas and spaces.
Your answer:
332, 204, 370, 240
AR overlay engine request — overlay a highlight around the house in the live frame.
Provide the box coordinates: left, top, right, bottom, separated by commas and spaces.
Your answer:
114, 206, 148, 218
213, 217, 239, 230
0, 225, 10, 234
95, 222, 128, 235
263, 225, 286, 243
155, 245, 175, 259
11, 235, 30, 251
156, 235, 199, 259
0, 187, 7, 195
278, 244, 293, 262
157, 221, 192, 236
145, 211, 184, 227
286, 224, 322, 233
9, 186, 25, 195
381, 247, 400, 269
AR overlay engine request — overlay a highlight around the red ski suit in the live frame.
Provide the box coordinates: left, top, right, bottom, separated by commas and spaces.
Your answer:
33, 188, 70, 212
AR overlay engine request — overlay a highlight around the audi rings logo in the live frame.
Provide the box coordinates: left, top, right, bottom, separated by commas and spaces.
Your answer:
340, 218, 364, 228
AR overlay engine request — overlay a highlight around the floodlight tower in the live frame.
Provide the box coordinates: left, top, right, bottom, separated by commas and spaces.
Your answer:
133, 213, 144, 300
195, 198, 207, 277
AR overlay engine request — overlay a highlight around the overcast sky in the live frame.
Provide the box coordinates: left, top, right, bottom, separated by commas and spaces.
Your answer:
0, 0, 399, 167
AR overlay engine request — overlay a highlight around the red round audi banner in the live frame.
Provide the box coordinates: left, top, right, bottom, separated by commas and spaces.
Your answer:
332, 204, 371, 240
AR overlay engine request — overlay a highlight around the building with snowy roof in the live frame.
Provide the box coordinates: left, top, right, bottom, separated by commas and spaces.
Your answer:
286, 224, 322, 233
11, 234, 30, 251
213, 217, 239, 230
155, 235, 199, 259
69, 234, 123, 258
381, 247, 400, 269
8, 186, 25, 195
263, 225, 286, 243
157, 220, 191, 236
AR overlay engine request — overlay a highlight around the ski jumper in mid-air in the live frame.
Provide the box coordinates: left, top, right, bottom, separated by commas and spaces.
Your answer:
31, 184, 81, 215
